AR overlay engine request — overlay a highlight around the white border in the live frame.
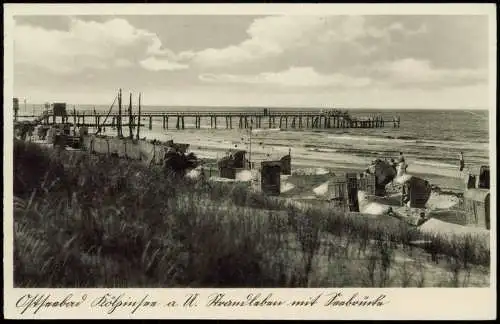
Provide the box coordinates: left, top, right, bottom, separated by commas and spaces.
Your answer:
3, 3, 497, 320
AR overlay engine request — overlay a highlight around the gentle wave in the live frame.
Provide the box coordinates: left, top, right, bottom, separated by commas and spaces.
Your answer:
327, 134, 418, 144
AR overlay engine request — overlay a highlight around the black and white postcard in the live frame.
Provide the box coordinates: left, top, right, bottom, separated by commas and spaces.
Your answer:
3, 3, 497, 320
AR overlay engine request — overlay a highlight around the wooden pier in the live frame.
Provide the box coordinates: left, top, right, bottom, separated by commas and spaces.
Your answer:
17, 109, 401, 130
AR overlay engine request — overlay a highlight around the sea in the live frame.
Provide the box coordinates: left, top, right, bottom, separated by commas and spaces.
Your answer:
17, 104, 491, 182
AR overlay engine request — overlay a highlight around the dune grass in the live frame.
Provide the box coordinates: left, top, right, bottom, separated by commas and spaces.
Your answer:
12, 139, 490, 288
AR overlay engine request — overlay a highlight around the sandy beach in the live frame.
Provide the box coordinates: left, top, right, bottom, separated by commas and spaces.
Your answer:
98, 121, 473, 194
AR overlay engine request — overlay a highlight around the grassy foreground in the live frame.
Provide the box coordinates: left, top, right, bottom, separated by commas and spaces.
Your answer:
13, 140, 490, 288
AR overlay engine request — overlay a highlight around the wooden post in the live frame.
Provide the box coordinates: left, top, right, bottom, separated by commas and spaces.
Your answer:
149, 116, 153, 130
128, 93, 133, 139
118, 88, 123, 137
182, 117, 185, 129
136, 92, 142, 140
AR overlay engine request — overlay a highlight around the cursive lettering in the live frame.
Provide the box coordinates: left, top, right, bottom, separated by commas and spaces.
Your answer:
324, 292, 388, 307
91, 293, 158, 314
16, 294, 87, 315
206, 293, 285, 307
290, 293, 323, 306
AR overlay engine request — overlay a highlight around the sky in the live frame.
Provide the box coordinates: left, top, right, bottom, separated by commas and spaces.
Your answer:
12, 14, 492, 109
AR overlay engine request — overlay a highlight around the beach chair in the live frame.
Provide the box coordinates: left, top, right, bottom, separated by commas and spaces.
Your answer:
462, 188, 490, 229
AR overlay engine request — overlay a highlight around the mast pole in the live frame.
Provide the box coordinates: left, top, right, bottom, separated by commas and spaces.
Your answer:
128, 92, 133, 139
249, 119, 252, 169
136, 92, 142, 140
118, 88, 122, 137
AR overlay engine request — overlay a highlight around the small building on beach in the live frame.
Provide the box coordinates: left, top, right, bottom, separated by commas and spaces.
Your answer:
358, 172, 377, 196
217, 150, 249, 179
401, 177, 433, 209
52, 102, 67, 116
165, 139, 190, 154
465, 165, 490, 190
321, 173, 360, 212
260, 161, 281, 196
280, 152, 292, 175
462, 188, 490, 230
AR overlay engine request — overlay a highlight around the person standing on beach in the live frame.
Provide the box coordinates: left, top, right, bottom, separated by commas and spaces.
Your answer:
398, 152, 405, 164
397, 152, 408, 174
459, 151, 465, 172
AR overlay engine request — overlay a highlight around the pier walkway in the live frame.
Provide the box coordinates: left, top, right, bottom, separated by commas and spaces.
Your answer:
16, 109, 401, 130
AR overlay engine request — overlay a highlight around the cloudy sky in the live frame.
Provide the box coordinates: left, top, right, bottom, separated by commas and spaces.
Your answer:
12, 14, 491, 108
